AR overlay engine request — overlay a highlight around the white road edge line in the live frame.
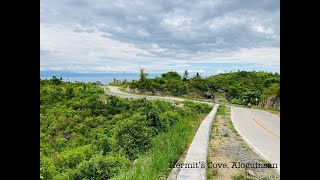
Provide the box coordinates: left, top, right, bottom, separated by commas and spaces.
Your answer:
230, 107, 280, 174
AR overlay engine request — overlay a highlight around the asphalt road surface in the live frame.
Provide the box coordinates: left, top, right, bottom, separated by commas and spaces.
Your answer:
231, 106, 280, 172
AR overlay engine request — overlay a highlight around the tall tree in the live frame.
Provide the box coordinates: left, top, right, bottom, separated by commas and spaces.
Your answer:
140, 68, 148, 81
183, 70, 189, 81
195, 72, 201, 78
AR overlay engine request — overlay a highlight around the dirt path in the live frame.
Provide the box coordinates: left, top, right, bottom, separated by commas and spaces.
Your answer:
207, 105, 279, 180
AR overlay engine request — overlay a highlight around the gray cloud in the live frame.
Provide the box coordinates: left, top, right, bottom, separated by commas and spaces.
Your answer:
40, 0, 279, 73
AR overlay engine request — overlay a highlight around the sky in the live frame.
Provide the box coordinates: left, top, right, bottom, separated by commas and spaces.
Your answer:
40, 0, 280, 75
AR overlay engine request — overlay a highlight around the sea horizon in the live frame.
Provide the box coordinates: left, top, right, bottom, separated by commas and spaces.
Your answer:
40, 71, 162, 85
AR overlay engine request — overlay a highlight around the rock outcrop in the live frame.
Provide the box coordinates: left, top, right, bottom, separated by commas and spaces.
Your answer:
259, 96, 280, 110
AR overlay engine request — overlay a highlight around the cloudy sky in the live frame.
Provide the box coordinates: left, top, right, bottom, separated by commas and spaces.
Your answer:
40, 0, 279, 75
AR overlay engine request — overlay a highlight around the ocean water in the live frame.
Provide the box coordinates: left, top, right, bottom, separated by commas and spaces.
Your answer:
39, 72, 213, 85
41, 76, 140, 85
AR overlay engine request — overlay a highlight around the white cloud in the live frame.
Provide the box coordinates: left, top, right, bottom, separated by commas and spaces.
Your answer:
40, 0, 279, 73
188, 69, 205, 73
209, 15, 245, 31
41, 23, 152, 67
216, 69, 226, 74
137, 29, 150, 37
169, 47, 280, 66
41, 23, 279, 72
253, 25, 273, 34
162, 13, 192, 31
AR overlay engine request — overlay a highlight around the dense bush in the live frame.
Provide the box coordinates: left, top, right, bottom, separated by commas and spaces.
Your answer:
126, 70, 280, 106
40, 78, 212, 179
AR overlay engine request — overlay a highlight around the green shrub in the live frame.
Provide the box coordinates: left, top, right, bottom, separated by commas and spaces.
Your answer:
115, 114, 153, 160
72, 154, 130, 180
40, 155, 57, 180
161, 111, 181, 126
230, 98, 243, 105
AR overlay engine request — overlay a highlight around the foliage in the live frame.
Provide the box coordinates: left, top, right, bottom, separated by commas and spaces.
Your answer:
129, 71, 210, 98
40, 77, 211, 179
112, 114, 204, 180
183, 70, 189, 81
140, 68, 148, 81
161, 71, 181, 80
261, 83, 280, 98
239, 90, 261, 104
127, 70, 280, 107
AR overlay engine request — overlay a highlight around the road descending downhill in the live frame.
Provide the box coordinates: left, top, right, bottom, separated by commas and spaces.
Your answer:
105, 85, 213, 105
231, 106, 280, 172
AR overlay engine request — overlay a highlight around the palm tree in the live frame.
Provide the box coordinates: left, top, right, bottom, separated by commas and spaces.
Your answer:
183, 70, 189, 81
240, 91, 261, 104
195, 72, 201, 78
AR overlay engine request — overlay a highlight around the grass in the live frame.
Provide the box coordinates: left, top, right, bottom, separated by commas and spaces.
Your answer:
213, 91, 228, 103
217, 105, 227, 116
232, 174, 271, 180
111, 114, 205, 180
207, 105, 246, 180
227, 117, 237, 135
114, 85, 215, 102
258, 159, 272, 165
251, 105, 280, 117
207, 105, 226, 180
232, 174, 255, 180
108, 82, 130, 86
118, 86, 126, 92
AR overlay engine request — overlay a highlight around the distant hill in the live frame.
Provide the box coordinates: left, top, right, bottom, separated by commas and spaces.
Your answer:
206, 71, 280, 109
125, 70, 280, 109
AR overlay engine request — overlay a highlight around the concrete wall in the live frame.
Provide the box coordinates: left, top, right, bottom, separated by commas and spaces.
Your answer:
177, 104, 219, 180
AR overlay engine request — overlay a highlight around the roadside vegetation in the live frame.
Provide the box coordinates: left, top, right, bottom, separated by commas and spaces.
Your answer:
110, 69, 280, 109
251, 105, 280, 117
40, 77, 212, 179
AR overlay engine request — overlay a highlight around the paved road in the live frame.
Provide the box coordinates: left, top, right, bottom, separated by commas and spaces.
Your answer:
105, 86, 213, 105
231, 106, 280, 172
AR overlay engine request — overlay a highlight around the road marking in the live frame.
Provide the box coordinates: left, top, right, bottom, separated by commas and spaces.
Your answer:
231, 108, 280, 174
252, 116, 280, 139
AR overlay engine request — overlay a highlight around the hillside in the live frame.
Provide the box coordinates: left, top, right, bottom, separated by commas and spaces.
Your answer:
122, 70, 280, 109
40, 77, 212, 179
206, 71, 280, 108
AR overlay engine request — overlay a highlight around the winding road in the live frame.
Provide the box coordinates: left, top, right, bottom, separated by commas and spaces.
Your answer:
105, 85, 213, 105
231, 106, 280, 172
105, 85, 280, 174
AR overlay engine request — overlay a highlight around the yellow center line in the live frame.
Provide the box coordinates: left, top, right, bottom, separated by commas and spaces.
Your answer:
252, 116, 280, 139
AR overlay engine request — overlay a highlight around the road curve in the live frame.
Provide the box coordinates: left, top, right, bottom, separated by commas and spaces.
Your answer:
105, 85, 213, 105
230, 106, 280, 172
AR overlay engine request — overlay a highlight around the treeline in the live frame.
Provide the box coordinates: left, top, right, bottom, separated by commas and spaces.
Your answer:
129, 69, 210, 98
206, 71, 280, 107
40, 78, 212, 179
123, 69, 280, 108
